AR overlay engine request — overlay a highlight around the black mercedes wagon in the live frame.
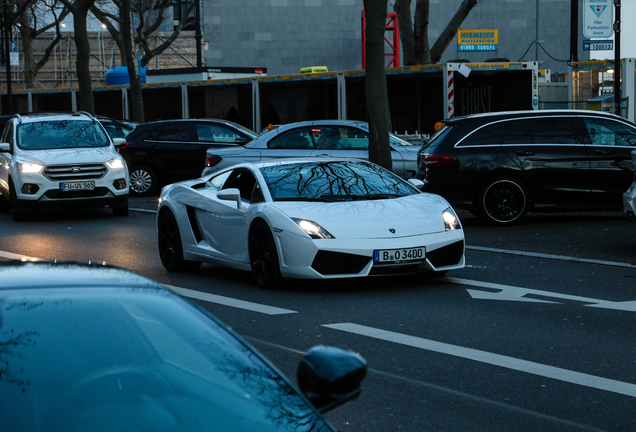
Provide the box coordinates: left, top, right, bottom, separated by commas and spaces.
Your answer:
417, 110, 636, 225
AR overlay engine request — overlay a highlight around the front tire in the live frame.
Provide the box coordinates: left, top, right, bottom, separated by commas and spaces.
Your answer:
249, 221, 283, 289
158, 210, 202, 272
129, 165, 157, 196
477, 176, 529, 225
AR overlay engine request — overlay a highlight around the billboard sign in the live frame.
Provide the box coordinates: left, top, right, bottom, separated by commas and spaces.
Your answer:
457, 30, 498, 52
583, 0, 613, 38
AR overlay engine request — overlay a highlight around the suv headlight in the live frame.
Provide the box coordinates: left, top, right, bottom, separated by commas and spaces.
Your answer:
443, 207, 461, 231
18, 162, 44, 173
106, 158, 125, 169
291, 218, 335, 239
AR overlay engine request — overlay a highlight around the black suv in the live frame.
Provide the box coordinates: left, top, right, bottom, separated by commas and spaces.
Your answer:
120, 119, 258, 196
417, 110, 636, 225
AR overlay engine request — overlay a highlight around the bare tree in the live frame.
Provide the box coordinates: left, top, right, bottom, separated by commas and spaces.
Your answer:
14, 0, 70, 89
89, 0, 196, 122
58, 0, 98, 113
90, 0, 196, 68
363, 0, 392, 171
394, 0, 482, 66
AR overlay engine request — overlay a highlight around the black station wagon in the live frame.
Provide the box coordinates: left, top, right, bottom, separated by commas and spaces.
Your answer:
417, 110, 636, 225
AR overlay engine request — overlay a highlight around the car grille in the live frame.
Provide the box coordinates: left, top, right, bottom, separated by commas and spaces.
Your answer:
427, 240, 464, 268
312, 251, 371, 275
43, 163, 107, 181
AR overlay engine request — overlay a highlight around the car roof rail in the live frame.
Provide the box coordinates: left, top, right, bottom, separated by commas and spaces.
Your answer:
14, 113, 22, 124
74, 111, 96, 121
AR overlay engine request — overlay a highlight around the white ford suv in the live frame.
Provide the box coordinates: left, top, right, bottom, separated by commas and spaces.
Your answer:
0, 112, 130, 221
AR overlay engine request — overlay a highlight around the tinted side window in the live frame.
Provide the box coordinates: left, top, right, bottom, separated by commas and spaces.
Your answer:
457, 121, 508, 147
502, 120, 531, 145
209, 170, 232, 189
582, 118, 636, 147
268, 129, 313, 149
2, 122, 14, 144
147, 124, 191, 142
527, 117, 581, 144
314, 126, 369, 150
196, 124, 241, 143
223, 168, 257, 201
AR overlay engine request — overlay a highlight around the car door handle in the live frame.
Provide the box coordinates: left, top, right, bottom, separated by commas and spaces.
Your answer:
595, 149, 613, 155
516, 151, 534, 156
314, 154, 332, 157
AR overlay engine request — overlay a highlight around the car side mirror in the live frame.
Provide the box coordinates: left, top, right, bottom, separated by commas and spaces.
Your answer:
217, 188, 242, 209
297, 345, 367, 413
408, 178, 425, 190
112, 138, 126, 147
0, 142, 10, 152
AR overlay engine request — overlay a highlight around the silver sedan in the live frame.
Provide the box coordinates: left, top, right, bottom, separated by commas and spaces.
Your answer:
201, 120, 420, 179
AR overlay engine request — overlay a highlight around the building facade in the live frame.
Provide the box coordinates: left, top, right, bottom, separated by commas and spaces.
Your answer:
203, 0, 589, 78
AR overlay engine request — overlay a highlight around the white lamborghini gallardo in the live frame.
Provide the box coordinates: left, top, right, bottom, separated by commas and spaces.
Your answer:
157, 158, 465, 288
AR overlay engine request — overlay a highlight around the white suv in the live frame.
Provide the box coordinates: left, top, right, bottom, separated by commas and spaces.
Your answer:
0, 112, 129, 221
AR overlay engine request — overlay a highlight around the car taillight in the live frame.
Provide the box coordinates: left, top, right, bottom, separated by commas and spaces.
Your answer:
205, 155, 222, 167
421, 154, 457, 168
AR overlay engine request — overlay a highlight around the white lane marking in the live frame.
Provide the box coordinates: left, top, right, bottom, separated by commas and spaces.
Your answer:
0, 251, 39, 261
444, 276, 636, 312
165, 284, 297, 315
466, 245, 636, 269
323, 323, 636, 398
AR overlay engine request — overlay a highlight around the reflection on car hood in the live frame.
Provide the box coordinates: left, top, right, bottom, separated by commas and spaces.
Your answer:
271, 193, 452, 239
16, 146, 116, 164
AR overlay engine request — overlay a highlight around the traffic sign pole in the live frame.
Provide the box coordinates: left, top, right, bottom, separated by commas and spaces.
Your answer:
615, 0, 621, 116
2, 0, 12, 114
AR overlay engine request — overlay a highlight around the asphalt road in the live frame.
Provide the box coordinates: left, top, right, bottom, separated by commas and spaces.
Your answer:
1, 200, 635, 432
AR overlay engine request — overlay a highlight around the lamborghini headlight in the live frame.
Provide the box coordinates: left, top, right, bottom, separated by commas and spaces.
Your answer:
18, 162, 44, 173
443, 207, 461, 231
291, 218, 335, 239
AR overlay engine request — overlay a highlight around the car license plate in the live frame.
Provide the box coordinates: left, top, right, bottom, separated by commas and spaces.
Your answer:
374, 247, 425, 263
60, 181, 95, 191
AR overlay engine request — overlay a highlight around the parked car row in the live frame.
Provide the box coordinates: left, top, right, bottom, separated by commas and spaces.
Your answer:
623, 149, 636, 221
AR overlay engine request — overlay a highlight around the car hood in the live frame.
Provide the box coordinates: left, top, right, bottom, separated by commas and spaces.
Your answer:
271, 193, 454, 239
17, 146, 117, 164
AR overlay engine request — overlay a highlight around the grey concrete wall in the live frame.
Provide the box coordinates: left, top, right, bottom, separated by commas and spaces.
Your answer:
202, 0, 587, 77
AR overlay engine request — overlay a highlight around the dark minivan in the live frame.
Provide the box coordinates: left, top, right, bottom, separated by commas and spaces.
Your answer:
120, 119, 257, 196
417, 110, 636, 225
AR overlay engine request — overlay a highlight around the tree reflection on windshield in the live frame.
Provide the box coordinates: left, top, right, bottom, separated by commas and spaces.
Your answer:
260, 161, 418, 201
17, 120, 109, 150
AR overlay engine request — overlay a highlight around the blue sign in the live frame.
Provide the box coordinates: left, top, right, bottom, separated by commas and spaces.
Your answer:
10, 42, 17, 52
583, 40, 613, 51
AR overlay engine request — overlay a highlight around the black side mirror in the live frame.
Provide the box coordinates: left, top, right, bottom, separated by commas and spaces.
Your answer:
297, 345, 367, 413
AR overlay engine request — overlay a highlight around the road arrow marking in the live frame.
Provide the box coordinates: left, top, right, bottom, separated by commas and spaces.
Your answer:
444, 277, 636, 312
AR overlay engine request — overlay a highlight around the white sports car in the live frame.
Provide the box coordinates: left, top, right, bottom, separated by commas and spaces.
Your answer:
158, 158, 465, 288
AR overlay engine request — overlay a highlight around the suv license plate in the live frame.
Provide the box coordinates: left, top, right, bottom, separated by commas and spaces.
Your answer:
374, 247, 425, 263
60, 181, 95, 191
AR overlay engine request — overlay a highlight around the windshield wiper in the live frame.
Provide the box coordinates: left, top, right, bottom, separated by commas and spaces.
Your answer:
319, 193, 402, 201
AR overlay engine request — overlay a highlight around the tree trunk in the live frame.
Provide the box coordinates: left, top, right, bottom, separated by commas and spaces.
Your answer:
20, 28, 36, 89
430, 0, 478, 63
121, 0, 144, 123
394, 0, 416, 66
72, 2, 95, 113
363, 0, 392, 171
413, 0, 430, 65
